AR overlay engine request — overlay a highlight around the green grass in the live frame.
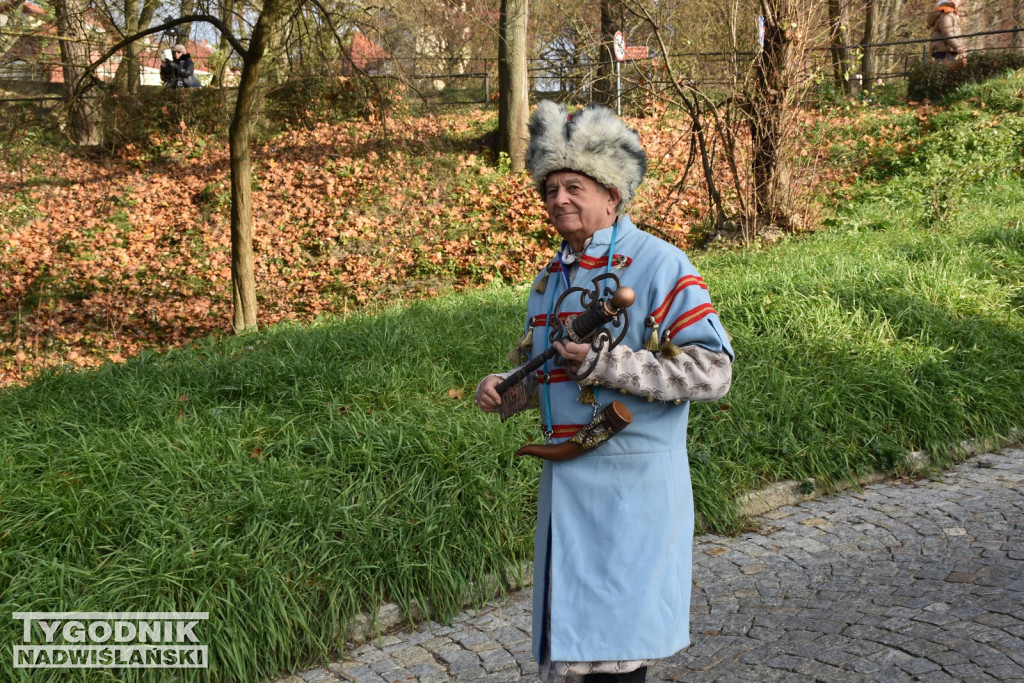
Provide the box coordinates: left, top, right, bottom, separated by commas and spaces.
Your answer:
3, 71, 1024, 682
688, 197, 1024, 528
0, 293, 540, 681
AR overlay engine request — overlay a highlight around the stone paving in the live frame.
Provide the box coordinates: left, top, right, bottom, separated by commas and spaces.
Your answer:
287, 447, 1024, 683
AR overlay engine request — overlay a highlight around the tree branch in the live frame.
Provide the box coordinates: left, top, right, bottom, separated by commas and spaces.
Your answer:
79, 13, 248, 89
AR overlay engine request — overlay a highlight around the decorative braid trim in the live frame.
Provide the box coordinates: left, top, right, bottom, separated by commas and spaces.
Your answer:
530, 312, 580, 328
579, 254, 633, 270
648, 275, 707, 324
665, 303, 716, 338
546, 423, 585, 439
536, 368, 573, 384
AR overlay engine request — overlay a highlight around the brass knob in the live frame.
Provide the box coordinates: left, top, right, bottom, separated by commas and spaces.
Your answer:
611, 286, 635, 310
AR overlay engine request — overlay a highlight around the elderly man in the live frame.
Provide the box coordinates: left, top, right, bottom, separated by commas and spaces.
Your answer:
477, 101, 733, 683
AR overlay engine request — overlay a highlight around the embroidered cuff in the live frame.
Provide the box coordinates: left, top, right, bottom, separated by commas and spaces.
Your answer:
582, 344, 732, 402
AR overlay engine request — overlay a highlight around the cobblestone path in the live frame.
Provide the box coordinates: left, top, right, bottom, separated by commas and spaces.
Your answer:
286, 447, 1023, 683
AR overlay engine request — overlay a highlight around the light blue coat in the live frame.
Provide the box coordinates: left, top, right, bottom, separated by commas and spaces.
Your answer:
524, 216, 733, 663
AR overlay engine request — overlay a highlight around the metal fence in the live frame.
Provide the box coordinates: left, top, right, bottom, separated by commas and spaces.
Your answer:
3, 27, 1022, 110
533, 27, 1024, 105
390, 26, 1024, 108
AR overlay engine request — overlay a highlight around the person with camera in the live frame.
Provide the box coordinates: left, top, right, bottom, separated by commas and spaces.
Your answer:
161, 44, 202, 88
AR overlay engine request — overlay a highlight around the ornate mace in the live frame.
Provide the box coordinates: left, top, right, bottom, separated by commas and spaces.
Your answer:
496, 273, 636, 461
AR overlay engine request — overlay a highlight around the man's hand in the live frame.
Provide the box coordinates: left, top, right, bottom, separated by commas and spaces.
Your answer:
551, 339, 591, 375
476, 375, 504, 413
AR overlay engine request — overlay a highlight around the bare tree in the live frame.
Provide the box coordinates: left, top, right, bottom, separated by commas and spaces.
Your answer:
1014, 0, 1024, 51
108, 0, 160, 93
53, 0, 102, 145
81, 7, 286, 333
228, 0, 293, 333
593, 0, 619, 106
748, 0, 798, 226
625, 0, 830, 237
497, 0, 528, 172
859, 0, 901, 90
828, 0, 855, 95
531, 1, 597, 99
175, 0, 196, 50
210, 0, 239, 87
632, 0, 729, 227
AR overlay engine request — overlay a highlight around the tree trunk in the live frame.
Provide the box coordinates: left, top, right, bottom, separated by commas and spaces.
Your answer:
1014, 0, 1024, 52
593, 0, 617, 107
176, 0, 195, 49
113, 0, 140, 94
229, 0, 288, 334
113, 0, 157, 94
750, 0, 794, 227
860, 0, 878, 92
827, 0, 854, 96
211, 0, 237, 87
53, 0, 102, 146
880, 0, 901, 75
497, 0, 528, 173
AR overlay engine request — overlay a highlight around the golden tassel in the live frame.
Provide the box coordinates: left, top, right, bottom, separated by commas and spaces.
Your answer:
578, 384, 597, 405
644, 321, 661, 352
659, 335, 682, 359
507, 328, 534, 364
533, 271, 549, 294
520, 327, 533, 350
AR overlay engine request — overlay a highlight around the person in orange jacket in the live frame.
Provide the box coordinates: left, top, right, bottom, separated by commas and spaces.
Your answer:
928, 0, 967, 62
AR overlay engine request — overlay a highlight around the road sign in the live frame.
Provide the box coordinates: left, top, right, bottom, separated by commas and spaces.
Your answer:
613, 31, 626, 62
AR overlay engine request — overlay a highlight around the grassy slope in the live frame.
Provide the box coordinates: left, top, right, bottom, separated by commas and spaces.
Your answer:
2, 73, 1024, 681
1, 292, 538, 681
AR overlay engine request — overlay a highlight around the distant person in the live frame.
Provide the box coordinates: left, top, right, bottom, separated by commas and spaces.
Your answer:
162, 44, 202, 88
928, 0, 966, 62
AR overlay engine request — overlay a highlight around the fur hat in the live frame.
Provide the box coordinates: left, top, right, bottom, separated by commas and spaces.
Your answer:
526, 100, 647, 214
173, 44, 186, 53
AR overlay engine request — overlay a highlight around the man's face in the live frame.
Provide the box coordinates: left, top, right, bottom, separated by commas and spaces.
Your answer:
543, 171, 619, 250
173, 49, 184, 57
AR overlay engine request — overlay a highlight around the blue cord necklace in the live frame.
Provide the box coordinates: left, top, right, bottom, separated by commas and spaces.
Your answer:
541, 218, 619, 437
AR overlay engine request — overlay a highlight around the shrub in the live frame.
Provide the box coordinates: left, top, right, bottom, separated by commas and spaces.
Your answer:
101, 86, 233, 149
906, 52, 1024, 101
263, 76, 408, 129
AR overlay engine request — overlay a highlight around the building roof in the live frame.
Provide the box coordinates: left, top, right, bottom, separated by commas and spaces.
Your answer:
138, 38, 213, 73
342, 31, 388, 75
0, 0, 46, 16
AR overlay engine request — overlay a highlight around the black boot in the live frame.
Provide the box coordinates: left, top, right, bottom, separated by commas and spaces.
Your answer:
582, 667, 647, 683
